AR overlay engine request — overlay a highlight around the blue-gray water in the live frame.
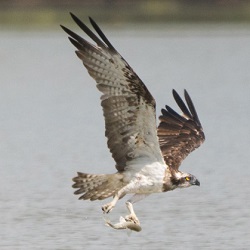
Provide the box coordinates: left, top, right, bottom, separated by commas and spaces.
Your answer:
1, 25, 250, 249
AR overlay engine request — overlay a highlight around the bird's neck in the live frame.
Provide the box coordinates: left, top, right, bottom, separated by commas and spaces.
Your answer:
162, 169, 181, 192
163, 171, 186, 192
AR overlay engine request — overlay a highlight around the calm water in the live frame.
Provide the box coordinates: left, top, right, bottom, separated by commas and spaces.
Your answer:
1, 25, 250, 249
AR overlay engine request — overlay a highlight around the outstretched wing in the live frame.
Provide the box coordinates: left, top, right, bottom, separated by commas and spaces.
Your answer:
61, 13, 164, 171
157, 89, 205, 171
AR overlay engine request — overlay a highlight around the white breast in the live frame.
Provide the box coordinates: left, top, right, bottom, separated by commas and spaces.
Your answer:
123, 160, 166, 194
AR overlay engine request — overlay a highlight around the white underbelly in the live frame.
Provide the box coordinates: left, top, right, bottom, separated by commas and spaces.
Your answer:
123, 161, 166, 194
128, 179, 163, 194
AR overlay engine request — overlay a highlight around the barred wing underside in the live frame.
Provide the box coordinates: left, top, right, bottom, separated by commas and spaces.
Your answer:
61, 14, 164, 171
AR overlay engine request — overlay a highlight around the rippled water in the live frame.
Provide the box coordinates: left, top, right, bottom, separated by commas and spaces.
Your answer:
1, 25, 250, 249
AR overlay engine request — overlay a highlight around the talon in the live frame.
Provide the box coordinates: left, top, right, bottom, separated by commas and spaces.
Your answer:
102, 203, 114, 214
125, 214, 140, 225
125, 201, 140, 225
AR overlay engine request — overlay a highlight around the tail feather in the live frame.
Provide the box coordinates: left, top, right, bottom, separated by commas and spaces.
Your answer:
72, 172, 125, 201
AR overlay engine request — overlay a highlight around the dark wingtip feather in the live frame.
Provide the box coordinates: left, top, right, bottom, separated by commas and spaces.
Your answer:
68, 37, 83, 50
184, 89, 202, 126
70, 12, 80, 24
88, 16, 116, 51
172, 89, 192, 119
88, 16, 94, 23
161, 108, 168, 116
60, 24, 69, 34
60, 24, 83, 44
63, 13, 117, 53
69, 12, 75, 17
165, 105, 187, 123
68, 13, 106, 49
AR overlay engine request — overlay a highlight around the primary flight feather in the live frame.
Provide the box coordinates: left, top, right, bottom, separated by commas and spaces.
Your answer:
61, 13, 205, 231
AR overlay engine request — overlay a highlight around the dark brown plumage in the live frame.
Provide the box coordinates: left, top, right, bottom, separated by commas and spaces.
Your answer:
158, 89, 205, 171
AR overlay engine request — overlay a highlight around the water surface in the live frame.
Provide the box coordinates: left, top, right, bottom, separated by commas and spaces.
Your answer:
0, 26, 250, 249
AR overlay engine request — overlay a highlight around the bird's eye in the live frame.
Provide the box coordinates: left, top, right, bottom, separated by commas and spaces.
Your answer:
185, 177, 190, 181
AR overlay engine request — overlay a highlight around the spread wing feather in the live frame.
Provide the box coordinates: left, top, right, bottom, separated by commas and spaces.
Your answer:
61, 13, 165, 171
157, 89, 205, 171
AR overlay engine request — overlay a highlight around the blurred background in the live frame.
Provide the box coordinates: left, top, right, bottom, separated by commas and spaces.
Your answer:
1, 1, 250, 250
1, 0, 250, 29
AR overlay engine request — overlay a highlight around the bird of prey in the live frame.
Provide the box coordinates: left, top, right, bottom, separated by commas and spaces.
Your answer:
61, 13, 205, 231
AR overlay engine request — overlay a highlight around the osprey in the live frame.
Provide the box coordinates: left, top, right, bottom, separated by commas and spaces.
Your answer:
61, 13, 205, 231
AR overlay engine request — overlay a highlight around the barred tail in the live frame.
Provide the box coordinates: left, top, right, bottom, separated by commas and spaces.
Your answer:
72, 172, 125, 201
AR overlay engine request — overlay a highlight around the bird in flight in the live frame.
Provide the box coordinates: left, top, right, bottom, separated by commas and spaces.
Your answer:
61, 13, 205, 232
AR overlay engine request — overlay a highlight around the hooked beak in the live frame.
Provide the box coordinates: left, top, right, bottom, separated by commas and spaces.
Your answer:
192, 178, 200, 186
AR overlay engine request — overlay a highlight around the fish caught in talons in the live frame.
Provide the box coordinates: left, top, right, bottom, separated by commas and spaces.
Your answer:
124, 201, 140, 225
104, 216, 142, 232
103, 201, 141, 232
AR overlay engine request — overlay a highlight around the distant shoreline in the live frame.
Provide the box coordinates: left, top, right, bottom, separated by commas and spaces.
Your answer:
1, 2, 250, 29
